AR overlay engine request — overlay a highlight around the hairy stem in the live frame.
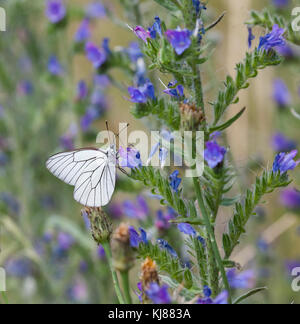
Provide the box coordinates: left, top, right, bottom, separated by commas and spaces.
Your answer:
120, 271, 132, 304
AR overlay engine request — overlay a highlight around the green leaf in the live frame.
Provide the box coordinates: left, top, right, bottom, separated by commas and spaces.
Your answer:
170, 217, 204, 225
209, 107, 246, 133
221, 196, 241, 206
153, 0, 180, 12
233, 287, 267, 304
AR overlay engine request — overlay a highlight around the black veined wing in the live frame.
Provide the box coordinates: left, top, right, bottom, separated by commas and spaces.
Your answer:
46, 148, 116, 207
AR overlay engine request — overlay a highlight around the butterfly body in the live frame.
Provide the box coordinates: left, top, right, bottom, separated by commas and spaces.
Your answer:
46, 145, 117, 207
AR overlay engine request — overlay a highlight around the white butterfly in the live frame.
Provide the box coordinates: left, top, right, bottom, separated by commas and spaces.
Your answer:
46, 145, 117, 207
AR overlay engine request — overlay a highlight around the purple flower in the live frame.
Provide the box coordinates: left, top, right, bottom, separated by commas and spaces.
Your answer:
129, 226, 148, 247
86, 2, 106, 19
76, 80, 88, 101
276, 43, 295, 58
148, 16, 162, 39
192, 0, 207, 15
5, 258, 33, 278
85, 42, 107, 69
17, 80, 34, 96
203, 285, 212, 298
118, 146, 142, 168
164, 81, 184, 99
204, 141, 227, 169
178, 223, 197, 237
135, 282, 143, 303
248, 27, 255, 48
155, 208, 176, 231
157, 239, 178, 258
134, 26, 150, 43
258, 24, 286, 52
48, 55, 64, 76
67, 279, 88, 303
127, 80, 156, 104
80, 107, 99, 131
60, 123, 78, 150
46, 0, 66, 24
273, 150, 300, 174
146, 283, 172, 304
74, 19, 91, 43
94, 74, 110, 88
272, 79, 291, 108
197, 290, 228, 304
227, 269, 256, 289
272, 133, 297, 152
127, 42, 143, 63
280, 188, 300, 209
57, 232, 74, 251
165, 28, 192, 55
272, 0, 290, 9
97, 245, 106, 259
169, 170, 181, 192
123, 196, 149, 220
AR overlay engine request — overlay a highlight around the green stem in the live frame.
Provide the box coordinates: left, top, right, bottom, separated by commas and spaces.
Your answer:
102, 241, 125, 304
1, 292, 8, 304
120, 271, 132, 304
193, 177, 232, 304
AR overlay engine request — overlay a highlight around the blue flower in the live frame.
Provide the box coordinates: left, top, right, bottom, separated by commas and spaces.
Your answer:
203, 285, 212, 298
85, 42, 107, 69
74, 19, 91, 43
177, 223, 197, 236
127, 42, 143, 63
102, 38, 111, 56
119, 146, 142, 168
85, 2, 106, 18
148, 16, 162, 39
17, 80, 34, 96
197, 290, 228, 304
169, 170, 182, 192
129, 226, 148, 248
248, 27, 255, 48
157, 239, 178, 258
273, 150, 300, 174
163, 80, 184, 99
76, 80, 88, 101
45, 0, 66, 24
272, 0, 290, 9
165, 28, 192, 55
197, 235, 206, 247
280, 188, 300, 210
134, 26, 150, 43
123, 196, 149, 220
5, 258, 34, 278
272, 133, 297, 152
227, 269, 256, 289
204, 141, 227, 169
146, 283, 172, 304
155, 208, 176, 231
127, 80, 156, 103
48, 55, 64, 76
57, 232, 75, 251
258, 24, 286, 52
192, 0, 207, 15
272, 79, 291, 108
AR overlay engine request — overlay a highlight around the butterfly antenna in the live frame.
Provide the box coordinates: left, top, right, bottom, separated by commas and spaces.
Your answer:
106, 120, 112, 147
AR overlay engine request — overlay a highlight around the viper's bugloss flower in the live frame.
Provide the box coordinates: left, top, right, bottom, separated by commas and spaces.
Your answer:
197, 235, 206, 247
258, 24, 286, 52
134, 26, 150, 43
67, 279, 88, 303
146, 283, 171, 304
74, 19, 91, 43
276, 43, 295, 59
248, 27, 255, 48
165, 28, 192, 55
76, 80, 88, 101
86, 2, 106, 18
273, 79, 291, 108
80, 104, 106, 132
197, 290, 228, 304
204, 141, 227, 169
257, 238, 269, 253
85, 42, 107, 69
272, 0, 290, 8
127, 80, 155, 103
227, 269, 256, 289
102, 38, 111, 56
48, 56, 64, 76
273, 150, 300, 174
5, 258, 34, 278
123, 196, 149, 220
97, 245, 106, 259
155, 208, 176, 231
157, 239, 178, 258
178, 223, 197, 237
129, 226, 148, 248
17, 80, 34, 96
272, 133, 297, 152
280, 188, 300, 209
94, 74, 110, 88
148, 16, 162, 39
192, 0, 207, 15
46, 0, 66, 24
169, 170, 182, 192
119, 146, 142, 168
57, 232, 74, 251
164, 81, 184, 99
127, 42, 143, 63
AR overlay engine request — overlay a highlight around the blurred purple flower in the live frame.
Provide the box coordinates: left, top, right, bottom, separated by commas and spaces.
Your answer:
94, 74, 110, 88
123, 196, 149, 220
227, 269, 256, 289
272, 79, 291, 108
248, 27, 255, 48
178, 223, 197, 237
108, 203, 123, 219
57, 232, 74, 251
192, 0, 206, 15
272, 133, 297, 152
86, 2, 106, 19
17, 80, 34, 96
76, 80, 88, 101
258, 24, 286, 52
5, 258, 34, 278
46, 0, 66, 24
204, 141, 227, 169
97, 245, 106, 259
273, 150, 300, 174
285, 260, 300, 274
67, 279, 88, 303
165, 28, 191, 55
48, 56, 64, 76
169, 170, 181, 192
197, 290, 228, 304
60, 123, 78, 150
276, 43, 295, 58
85, 42, 107, 69
134, 26, 150, 43
127, 42, 143, 63
146, 283, 171, 304
280, 188, 300, 209
157, 239, 178, 258
118, 146, 142, 168
102, 38, 111, 56
257, 238, 269, 253
272, 0, 290, 8
129, 226, 148, 247
155, 208, 176, 231
74, 19, 91, 43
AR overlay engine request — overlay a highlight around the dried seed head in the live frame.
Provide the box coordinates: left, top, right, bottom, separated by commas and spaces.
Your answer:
141, 257, 160, 304
180, 102, 205, 130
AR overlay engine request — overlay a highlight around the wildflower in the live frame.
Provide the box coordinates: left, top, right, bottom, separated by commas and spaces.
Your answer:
163, 80, 184, 99
146, 283, 172, 304
140, 258, 160, 300
258, 24, 286, 52
165, 28, 192, 55
280, 188, 300, 209
76, 80, 88, 101
17, 80, 34, 96
227, 269, 256, 289
108, 203, 123, 219
272, 150, 300, 174
155, 208, 176, 231
204, 141, 227, 169
272, 79, 291, 108
80, 107, 99, 131
276, 43, 295, 59
86, 2, 106, 18
5, 258, 34, 278
102, 38, 111, 56
57, 232, 74, 251
74, 19, 91, 43
169, 170, 182, 192
67, 279, 88, 303
97, 245, 106, 259
197, 290, 228, 304
134, 26, 150, 43
123, 195, 149, 220
197, 235, 206, 247
192, 0, 207, 15
48, 56, 64, 76
157, 239, 178, 258
177, 223, 197, 237
148, 16, 162, 39
247, 27, 255, 48
257, 238, 269, 253
203, 286, 212, 298
118, 146, 142, 168
45, 0, 66, 24
127, 80, 155, 104
272, 133, 297, 152
129, 226, 148, 248
94, 74, 110, 89
127, 42, 143, 63
85, 42, 107, 69
272, 0, 290, 9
